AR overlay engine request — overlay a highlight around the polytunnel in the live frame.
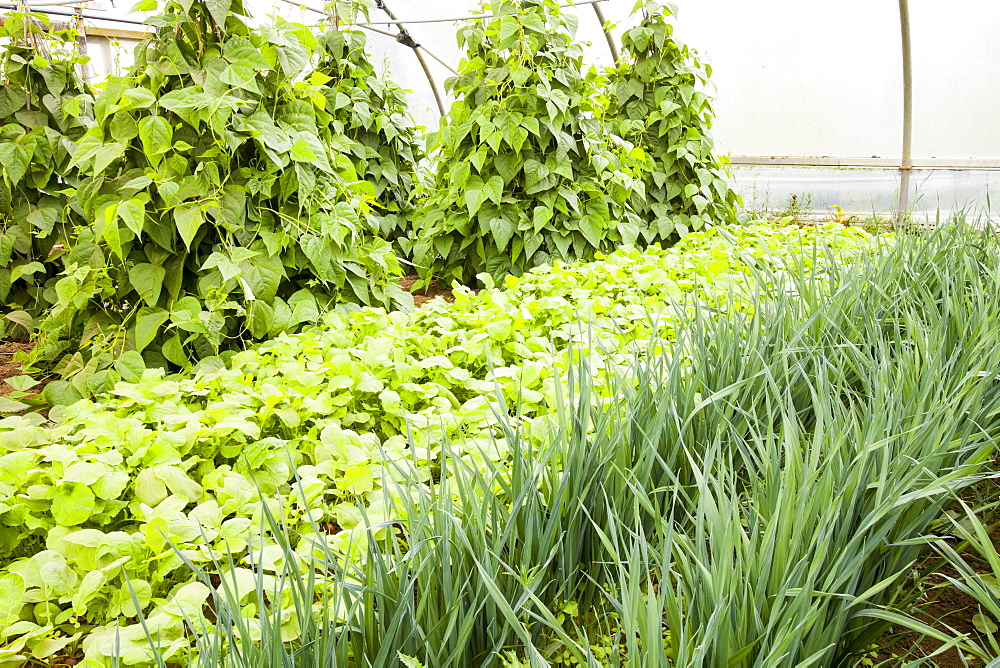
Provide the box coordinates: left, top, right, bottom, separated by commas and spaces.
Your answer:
3, 0, 999, 221
5, 3, 1000, 665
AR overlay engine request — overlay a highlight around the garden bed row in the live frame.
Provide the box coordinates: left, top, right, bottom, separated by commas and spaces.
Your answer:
1, 223, 882, 665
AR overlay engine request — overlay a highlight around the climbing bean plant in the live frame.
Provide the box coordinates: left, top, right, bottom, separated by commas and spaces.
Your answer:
315, 23, 423, 251
27, 0, 411, 405
0, 12, 92, 338
606, 0, 739, 240
410, 0, 645, 287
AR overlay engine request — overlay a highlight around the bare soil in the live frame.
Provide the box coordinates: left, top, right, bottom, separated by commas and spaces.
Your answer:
0, 340, 33, 395
398, 274, 459, 307
870, 490, 1000, 667
871, 569, 988, 666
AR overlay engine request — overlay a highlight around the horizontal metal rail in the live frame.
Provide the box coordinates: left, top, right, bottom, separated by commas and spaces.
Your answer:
346, 0, 605, 26
730, 155, 1000, 171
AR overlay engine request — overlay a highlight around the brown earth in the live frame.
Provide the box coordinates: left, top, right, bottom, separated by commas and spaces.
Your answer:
398, 274, 459, 308
871, 570, 989, 666
870, 493, 1000, 667
0, 340, 33, 395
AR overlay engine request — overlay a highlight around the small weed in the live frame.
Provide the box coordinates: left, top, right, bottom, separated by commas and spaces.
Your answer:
776, 192, 814, 221
744, 191, 815, 224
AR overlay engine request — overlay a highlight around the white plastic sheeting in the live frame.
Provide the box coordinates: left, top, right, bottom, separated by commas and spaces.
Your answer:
676, 0, 1000, 162
732, 167, 999, 222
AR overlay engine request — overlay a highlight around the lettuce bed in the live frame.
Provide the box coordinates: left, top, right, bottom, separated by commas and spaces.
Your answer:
0, 223, 879, 665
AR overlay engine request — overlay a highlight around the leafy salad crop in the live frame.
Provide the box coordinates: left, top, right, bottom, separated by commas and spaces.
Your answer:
0, 223, 880, 665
